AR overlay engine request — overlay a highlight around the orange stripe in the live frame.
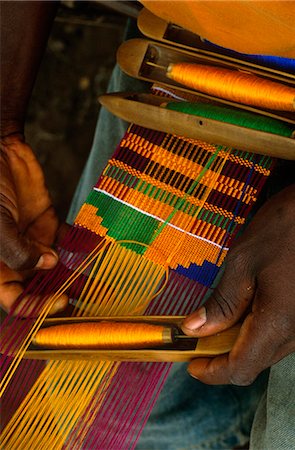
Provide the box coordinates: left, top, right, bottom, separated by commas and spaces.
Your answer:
123, 132, 271, 176
74, 198, 228, 267
119, 139, 257, 201
145, 227, 227, 268
99, 173, 245, 225
107, 158, 253, 212
98, 176, 229, 246
75, 204, 108, 236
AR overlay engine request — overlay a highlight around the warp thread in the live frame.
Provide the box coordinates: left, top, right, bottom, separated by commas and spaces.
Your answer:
0, 118, 275, 449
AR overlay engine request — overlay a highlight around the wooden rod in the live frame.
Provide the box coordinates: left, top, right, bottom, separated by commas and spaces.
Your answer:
145, 61, 167, 71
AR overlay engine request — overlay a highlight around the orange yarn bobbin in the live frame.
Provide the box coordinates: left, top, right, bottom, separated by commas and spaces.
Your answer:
33, 322, 174, 349
167, 63, 295, 111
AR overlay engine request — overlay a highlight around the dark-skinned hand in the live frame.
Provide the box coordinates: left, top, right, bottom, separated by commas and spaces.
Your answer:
0, 135, 68, 315
182, 184, 295, 386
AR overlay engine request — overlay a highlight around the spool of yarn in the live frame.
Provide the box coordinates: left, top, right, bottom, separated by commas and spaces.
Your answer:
167, 63, 295, 111
165, 101, 295, 138
32, 322, 174, 349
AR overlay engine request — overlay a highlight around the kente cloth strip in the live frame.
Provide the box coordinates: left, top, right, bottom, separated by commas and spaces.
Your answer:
0, 123, 274, 449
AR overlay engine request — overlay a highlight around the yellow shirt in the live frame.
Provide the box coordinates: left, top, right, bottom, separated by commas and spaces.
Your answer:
141, 1, 295, 58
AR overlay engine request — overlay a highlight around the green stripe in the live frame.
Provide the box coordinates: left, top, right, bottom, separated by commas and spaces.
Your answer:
166, 102, 294, 138
86, 191, 159, 253
150, 147, 222, 242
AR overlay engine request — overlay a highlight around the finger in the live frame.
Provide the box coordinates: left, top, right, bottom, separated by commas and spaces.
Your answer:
188, 355, 231, 385
188, 304, 293, 386
0, 261, 24, 283
182, 249, 255, 337
0, 280, 68, 317
14, 292, 69, 317
25, 205, 59, 246
0, 204, 58, 271
0, 262, 67, 316
47, 295, 69, 316
189, 316, 275, 386
225, 289, 295, 385
0, 281, 24, 312
187, 316, 258, 385
187, 322, 258, 386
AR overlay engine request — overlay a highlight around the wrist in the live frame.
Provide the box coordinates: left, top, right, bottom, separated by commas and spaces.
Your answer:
0, 119, 25, 141
0, 126, 25, 147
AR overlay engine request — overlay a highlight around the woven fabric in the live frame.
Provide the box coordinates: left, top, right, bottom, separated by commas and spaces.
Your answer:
0, 123, 274, 450
68, 125, 273, 448
76, 124, 271, 273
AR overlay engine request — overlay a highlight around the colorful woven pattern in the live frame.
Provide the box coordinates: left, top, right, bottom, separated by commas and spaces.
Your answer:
0, 123, 274, 449
77, 125, 270, 271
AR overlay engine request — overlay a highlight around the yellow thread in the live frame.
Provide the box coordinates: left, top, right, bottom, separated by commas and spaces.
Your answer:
1, 360, 116, 450
73, 240, 168, 317
1, 240, 169, 448
168, 63, 295, 111
1, 127, 251, 448
0, 238, 109, 397
166, 146, 231, 265
33, 322, 172, 349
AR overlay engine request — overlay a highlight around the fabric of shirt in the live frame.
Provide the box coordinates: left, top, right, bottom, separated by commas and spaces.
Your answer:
141, 1, 295, 58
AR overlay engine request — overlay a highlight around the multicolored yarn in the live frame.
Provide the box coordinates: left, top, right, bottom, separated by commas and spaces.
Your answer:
0, 120, 274, 449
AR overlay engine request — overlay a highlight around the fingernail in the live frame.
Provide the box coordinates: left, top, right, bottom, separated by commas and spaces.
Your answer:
35, 252, 58, 269
183, 307, 207, 331
188, 371, 199, 380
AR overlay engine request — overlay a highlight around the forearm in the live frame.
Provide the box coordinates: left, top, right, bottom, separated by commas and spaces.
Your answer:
0, 1, 59, 138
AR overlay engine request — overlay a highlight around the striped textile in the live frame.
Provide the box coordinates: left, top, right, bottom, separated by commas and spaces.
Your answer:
0, 123, 274, 449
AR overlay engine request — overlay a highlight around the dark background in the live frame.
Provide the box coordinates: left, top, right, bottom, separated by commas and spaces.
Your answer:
26, 1, 134, 221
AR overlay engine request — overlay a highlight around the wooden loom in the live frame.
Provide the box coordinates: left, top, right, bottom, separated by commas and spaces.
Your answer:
1, 9, 295, 450
12, 316, 240, 363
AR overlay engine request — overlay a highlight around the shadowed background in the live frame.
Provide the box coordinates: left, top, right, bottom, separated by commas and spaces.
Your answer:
25, 1, 136, 220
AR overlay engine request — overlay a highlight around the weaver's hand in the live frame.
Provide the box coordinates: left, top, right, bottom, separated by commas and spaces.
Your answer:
0, 135, 67, 315
182, 184, 295, 385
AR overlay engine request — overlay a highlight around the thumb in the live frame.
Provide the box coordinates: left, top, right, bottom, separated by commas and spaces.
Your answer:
182, 251, 255, 337
0, 206, 58, 271
34, 245, 59, 270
